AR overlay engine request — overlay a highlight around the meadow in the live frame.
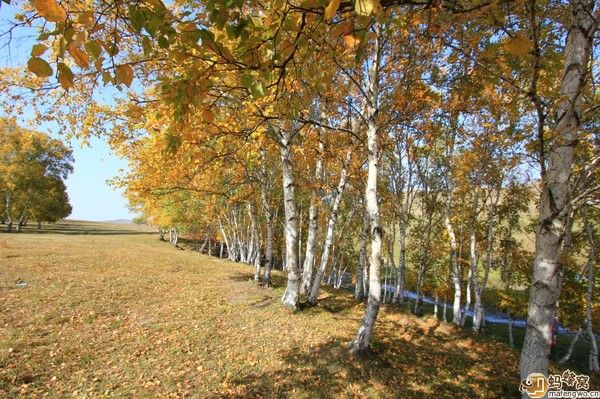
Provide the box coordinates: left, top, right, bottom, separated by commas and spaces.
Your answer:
0, 221, 595, 398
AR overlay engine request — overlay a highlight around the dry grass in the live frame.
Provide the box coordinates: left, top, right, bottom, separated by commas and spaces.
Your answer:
0, 221, 593, 398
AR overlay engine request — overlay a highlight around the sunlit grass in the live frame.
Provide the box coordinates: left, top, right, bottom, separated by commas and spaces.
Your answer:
0, 221, 595, 398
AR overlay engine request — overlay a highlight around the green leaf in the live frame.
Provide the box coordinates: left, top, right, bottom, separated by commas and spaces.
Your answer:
198, 29, 215, 45
240, 73, 253, 88
250, 81, 265, 99
164, 133, 181, 154
142, 37, 153, 56
128, 5, 146, 33
158, 36, 169, 49
27, 57, 53, 78
84, 40, 103, 59
145, 13, 162, 37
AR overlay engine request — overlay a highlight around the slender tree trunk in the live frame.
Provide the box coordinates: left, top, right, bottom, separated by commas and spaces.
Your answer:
584, 207, 599, 371
470, 189, 485, 333
219, 219, 234, 261
509, 317, 515, 349
383, 260, 389, 304
300, 138, 324, 297
558, 327, 582, 364
434, 293, 439, 318
445, 212, 462, 325
350, 23, 382, 354
443, 129, 461, 325
259, 147, 274, 286
199, 236, 208, 253
474, 189, 499, 333
462, 267, 472, 328
264, 217, 274, 286
220, 241, 224, 259
520, 0, 598, 384
350, 114, 382, 354
278, 127, 301, 309
414, 254, 426, 315
247, 203, 261, 282
385, 226, 396, 304
443, 297, 448, 322
394, 223, 407, 303
298, 207, 303, 267
355, 205, 369, 301
308, 149, 352, 305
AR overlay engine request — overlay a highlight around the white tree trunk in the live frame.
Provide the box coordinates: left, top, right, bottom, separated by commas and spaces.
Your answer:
350, 113, 382, 354
445, 212, 462, 325
394, 223, 407, 303
558, 327, 582, 364
462, 267, 472, 328
474, 188, 500, 333
584, 207, 599, 371
443, 298, 448, 323
355, 206, 369, 301
260, 147, 274, 286
470, 189, 484, 333
520, 0, 598, 384
350, 23, 382, 354
219, 218, 234, 261
308, 149, 352, 305
300, 137, 324, 297
278, 127, 301, 309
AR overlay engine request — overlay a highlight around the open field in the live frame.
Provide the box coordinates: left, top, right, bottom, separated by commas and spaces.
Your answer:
0, 221, 596, 398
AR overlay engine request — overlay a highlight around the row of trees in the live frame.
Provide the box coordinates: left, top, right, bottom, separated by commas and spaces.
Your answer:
0, 118, 73, 232
1, 0, 598, 386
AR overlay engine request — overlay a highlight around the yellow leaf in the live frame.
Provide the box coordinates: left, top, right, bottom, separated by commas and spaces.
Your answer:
77, 11, 94, 28
503, 31, 531, 58
67, 46, 90, 69
324, 0, 340, 21
31, 44, 47, 57
115, 64, 133, 87
355, 0, 381, 16
30, 0, 67, 22
27, 57, 53, 78
343, 34, 360, 48
57, 62, 74, 89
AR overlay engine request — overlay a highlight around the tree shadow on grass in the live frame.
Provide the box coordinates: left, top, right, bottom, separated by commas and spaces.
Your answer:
223, 335, 521, 399
228, 271, 287, 289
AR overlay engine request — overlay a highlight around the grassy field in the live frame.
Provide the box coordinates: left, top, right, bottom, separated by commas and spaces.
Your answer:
0, 221, 596, 398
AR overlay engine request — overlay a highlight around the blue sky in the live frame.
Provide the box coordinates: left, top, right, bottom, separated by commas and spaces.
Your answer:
1, 2, 135, 221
